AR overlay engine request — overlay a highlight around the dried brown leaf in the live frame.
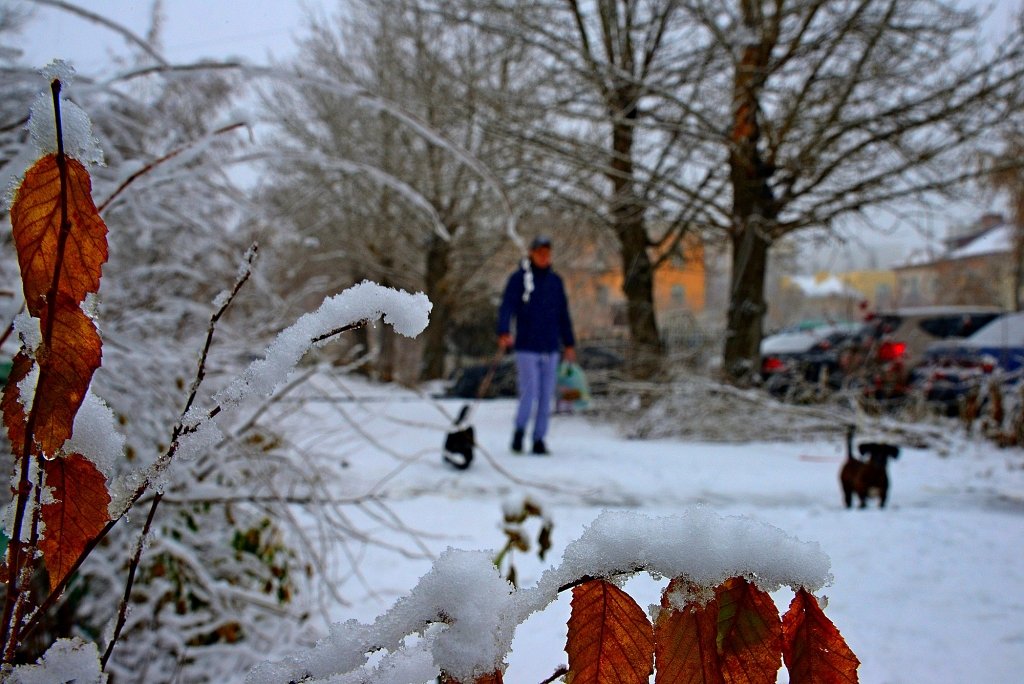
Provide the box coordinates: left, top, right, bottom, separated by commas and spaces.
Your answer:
715, 577, 783, 684
782, 589, 859, 684
654, 578, 724, 684
10, 154, 107, 315
566, 579, 654, 684
39, 453, 110, 591
30, 303, 101, 456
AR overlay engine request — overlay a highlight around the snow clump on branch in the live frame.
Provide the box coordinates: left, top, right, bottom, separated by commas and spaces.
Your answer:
248, 508, 831, 683
164, 281, 431, 469
214, 280, 431, 408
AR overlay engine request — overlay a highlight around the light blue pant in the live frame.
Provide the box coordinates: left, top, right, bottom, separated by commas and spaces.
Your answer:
514, 350, 560, 441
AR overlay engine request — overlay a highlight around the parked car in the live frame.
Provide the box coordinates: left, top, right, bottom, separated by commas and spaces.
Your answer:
445, 345, 625, 399
759, 323, 864, 398
911, 311, 1024, 414
846, 306, 1003, 400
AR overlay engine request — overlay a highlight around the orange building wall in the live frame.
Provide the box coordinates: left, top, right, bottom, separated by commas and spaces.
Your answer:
559, 237, 706, 341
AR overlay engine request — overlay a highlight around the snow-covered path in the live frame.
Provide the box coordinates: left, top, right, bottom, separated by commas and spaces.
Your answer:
284, 378, 1024, 683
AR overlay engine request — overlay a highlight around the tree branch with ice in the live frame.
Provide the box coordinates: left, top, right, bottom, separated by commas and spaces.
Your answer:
248, 508, 840, 684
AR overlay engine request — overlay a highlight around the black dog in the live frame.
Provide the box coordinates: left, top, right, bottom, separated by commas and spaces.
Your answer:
840, 427, 900, 508
443, 404, 475, 470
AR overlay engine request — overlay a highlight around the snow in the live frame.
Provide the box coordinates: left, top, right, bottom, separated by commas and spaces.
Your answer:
947, 223, 1013, 260
961, 311, 1024, 347
28, 61, 104, 165
214, 281, 431, 409
238, 375, 1024, 683
66, 391, 123, 485
788, 274, 861, 299
760, 331, 822, 354
250, 508, 830, 682
8, 637, 106, 684
760, 323, 859, 354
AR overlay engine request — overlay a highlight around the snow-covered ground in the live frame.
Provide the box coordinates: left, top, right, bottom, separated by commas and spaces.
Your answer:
273, 374, 1024, 684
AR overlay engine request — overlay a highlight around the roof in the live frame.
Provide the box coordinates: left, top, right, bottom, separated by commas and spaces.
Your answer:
897, 222, 1016, 270
787, 274, 861, 299
946, 223, 1014, 260
875, 305, 1003, 317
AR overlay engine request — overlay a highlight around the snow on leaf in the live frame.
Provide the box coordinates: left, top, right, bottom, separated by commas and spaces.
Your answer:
566, 579, 654, 684
39, 453, 110, 592
10, 154, 108, 315
715, 577, 783, 684
654, 578, 724, 684
8, 636, 106, 683
782, 589, 859, 684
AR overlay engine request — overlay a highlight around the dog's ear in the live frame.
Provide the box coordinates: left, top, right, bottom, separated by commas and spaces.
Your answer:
886, 444, 900, 459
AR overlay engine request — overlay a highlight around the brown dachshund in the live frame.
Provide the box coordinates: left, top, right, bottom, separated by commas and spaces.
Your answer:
840, 426, 900, 508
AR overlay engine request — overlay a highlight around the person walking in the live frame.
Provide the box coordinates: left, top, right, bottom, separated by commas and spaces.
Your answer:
497, 235, 576, 455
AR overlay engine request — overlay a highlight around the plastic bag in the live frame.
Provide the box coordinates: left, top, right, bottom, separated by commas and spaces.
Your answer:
556, 361, 591, 412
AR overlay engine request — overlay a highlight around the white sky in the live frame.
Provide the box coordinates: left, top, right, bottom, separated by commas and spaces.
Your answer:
11, 0, 1023, 272
14, 0, 326, 71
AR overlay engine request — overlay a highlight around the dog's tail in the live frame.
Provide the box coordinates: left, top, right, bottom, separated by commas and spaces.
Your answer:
844, 424, 857, 462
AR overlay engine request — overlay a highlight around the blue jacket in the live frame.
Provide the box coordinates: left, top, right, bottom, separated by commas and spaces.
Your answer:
498, 264, 576, 353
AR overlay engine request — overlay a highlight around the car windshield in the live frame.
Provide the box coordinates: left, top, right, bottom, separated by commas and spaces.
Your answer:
963, 312, 1024, 347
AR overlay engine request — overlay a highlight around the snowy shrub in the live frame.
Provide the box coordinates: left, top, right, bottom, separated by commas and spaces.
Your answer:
0, 65, 433, 681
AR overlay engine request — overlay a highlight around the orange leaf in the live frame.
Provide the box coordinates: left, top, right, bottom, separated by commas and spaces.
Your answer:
30, 302, 102, 456
472, 674, 503, 684
1, 352, 35, 458
715, 577, 783, 684
782, 589, 859, 684
654, 578, 724, 684
39, 453, 110, 591
566, 579, 654, 684
10, 154, 107, 317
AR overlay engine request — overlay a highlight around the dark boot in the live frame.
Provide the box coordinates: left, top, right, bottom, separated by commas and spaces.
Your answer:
511, 429, 525, 453
532, 439, 548, 455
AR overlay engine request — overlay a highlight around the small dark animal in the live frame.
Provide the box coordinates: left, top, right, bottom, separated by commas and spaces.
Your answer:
443, 405, 475, 470
840, 426, 900, 508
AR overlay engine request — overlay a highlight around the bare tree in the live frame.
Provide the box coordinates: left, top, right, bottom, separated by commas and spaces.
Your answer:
981, 126, 1024, 310
261, 0, 532, 381
0, 5, 450, 680
432, 0, 723, 377
674, 0, 1024, 382
433, 0, 1024, 383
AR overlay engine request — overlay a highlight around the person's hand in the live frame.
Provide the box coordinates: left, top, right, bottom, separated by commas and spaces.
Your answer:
498, 333, 513, 351
563, 346, 576, 363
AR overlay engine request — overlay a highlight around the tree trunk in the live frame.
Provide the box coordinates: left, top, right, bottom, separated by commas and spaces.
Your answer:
377, 322, 396, 383
420, 233, 451, 380
722, 10, 776, 384
617, 215, 662, 377
723, 224, 771, 382
608, 94, 662, 378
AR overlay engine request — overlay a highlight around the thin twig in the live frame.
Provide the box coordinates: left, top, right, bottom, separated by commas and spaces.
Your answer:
0, 303, 24, 349
99, 245, 257, 667
97, 122, 247, 214
100, 490, 160, 667
538, 666, 569, 684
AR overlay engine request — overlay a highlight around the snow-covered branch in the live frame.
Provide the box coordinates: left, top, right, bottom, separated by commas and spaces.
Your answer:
249, 508, 831, 683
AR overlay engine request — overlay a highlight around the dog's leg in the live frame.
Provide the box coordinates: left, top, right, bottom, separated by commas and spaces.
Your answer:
843, 486, 853, 508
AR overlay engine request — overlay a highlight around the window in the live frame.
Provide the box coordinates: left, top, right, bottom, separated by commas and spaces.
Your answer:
671, 284, 686, 307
